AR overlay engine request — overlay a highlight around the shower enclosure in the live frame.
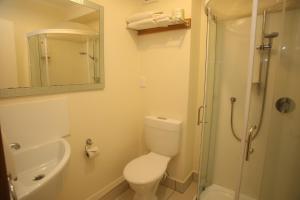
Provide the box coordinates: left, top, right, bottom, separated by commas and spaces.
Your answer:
27, 25, 100, 87
197, 0, 300, 200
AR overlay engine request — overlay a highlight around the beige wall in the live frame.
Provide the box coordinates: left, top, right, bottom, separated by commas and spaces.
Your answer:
0, 18, 18, 89
139, 30, 192, 180
55, 0, 146, 198
137, 0, 204, 182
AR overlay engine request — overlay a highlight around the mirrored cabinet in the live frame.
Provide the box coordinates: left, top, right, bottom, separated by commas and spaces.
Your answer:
0, 0, 104, 98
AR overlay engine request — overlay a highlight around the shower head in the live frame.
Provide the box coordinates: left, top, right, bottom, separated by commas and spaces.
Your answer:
256, 32, 279, 50
264, 32, 279, 39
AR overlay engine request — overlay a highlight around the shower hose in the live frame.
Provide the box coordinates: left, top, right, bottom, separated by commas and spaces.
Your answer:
229, 47, 272, 142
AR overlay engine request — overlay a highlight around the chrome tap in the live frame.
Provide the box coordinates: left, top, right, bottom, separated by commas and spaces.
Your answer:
9, 143, 21, 150
8, 174, 18, 200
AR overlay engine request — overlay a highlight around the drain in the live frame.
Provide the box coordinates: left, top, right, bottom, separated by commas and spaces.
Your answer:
33, 174, 45, 181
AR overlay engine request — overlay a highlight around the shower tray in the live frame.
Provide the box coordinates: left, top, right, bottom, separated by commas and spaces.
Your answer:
200, 184, 256, 200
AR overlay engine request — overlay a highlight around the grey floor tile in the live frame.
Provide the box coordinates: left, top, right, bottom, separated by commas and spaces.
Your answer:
116, 182, 197, 200
169, 182, 197, 200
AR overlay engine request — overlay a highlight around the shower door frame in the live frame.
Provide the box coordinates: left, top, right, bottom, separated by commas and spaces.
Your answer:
234, 0, 260, 199
197, 6, 217, 194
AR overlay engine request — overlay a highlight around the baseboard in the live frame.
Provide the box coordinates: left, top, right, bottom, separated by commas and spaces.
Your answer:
85, 176, 128, 200
192, 170, 199, 182
161, 171, 198, 193
85, 171, 199, 200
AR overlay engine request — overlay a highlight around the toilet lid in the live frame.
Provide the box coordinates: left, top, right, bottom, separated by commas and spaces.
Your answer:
123, 152, 171, 184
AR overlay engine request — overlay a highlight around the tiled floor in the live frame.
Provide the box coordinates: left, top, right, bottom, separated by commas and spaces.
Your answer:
116, 182, 197, 200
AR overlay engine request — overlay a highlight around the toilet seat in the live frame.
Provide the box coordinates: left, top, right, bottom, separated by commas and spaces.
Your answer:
123, 152, 170, 184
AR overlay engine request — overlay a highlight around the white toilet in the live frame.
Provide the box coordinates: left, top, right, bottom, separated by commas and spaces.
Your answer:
123, 116, 181, 200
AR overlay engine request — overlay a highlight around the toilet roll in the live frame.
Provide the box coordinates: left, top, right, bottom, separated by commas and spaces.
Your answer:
85, 146, 99, 159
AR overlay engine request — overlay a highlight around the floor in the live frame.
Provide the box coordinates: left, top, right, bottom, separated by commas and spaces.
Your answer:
116, 182, 197, 200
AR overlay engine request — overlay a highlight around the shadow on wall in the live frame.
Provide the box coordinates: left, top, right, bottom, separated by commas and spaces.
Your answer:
127, 30, 188, 50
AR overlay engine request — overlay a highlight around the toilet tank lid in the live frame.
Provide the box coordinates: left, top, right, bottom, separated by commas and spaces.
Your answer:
144, 116, 182, 131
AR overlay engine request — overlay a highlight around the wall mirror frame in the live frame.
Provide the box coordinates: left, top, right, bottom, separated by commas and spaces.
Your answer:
0, 0, 104, 98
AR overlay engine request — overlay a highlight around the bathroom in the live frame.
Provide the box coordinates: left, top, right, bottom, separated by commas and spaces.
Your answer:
0, 0, 299, 200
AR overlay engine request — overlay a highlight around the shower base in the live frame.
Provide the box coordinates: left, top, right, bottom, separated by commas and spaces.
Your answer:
199, 184, 256, 200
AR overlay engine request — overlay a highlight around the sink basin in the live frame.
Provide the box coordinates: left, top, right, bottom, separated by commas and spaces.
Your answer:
12, 138, 70, 200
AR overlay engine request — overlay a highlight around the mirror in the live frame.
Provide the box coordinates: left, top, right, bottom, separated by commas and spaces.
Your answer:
0, 0, 104, 98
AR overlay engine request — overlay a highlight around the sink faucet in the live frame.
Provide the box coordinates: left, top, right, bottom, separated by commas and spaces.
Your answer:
9, 143, 21, 150
8, 174, 18, 200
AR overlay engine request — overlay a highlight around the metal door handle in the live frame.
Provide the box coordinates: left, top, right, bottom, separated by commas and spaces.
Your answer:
245, 126, 256, 161
197, 106, 207, 125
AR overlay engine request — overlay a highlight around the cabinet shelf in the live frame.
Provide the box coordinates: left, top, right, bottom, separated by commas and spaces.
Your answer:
137, 18, 191, 35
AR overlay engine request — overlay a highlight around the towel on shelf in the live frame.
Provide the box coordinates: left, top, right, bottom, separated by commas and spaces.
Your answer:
127, 13, 173, 30
170, 17, 185, 25
126, 11, 162, 23
154, 14, 172, 27
156, 17, 172, 27
153, 13, 170, 21
127, 18, 157, 30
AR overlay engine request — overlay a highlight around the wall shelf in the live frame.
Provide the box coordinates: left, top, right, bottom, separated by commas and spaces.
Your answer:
137, 18, 191, 35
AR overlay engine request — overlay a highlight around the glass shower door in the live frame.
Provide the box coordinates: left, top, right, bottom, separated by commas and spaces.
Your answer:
198, 1, 254, 199
259, 6, 300, 197
197, 0, 300, 200
239, 1, 300, 200
197, 12, 217, 195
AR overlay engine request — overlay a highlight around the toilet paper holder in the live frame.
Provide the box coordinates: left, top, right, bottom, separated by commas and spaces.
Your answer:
85, 138, 97, 156
86, 138, 93, 146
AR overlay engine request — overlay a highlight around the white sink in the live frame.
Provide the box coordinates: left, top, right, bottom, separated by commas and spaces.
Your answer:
12, 138, 70, 200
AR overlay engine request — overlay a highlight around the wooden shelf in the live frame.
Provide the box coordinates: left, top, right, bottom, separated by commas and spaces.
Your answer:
137, 18, 191, 35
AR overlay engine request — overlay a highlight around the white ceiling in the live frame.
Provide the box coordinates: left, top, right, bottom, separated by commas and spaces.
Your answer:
207, 0, 300, 20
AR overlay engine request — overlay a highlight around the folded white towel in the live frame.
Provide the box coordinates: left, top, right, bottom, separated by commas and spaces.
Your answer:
126, 11, 162, 23
153, 14, 170, 21
1, 132, 17, 180
127, 18, 157, 30
156, 17, 172, 27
